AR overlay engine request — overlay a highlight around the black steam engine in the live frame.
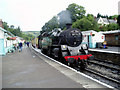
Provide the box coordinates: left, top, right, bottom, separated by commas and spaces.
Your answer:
35, 24, 93, 69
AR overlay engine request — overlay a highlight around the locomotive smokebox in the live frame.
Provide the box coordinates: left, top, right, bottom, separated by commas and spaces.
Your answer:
66, 23, 72, 29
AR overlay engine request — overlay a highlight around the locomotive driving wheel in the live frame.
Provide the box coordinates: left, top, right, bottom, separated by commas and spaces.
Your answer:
80, 59, 87, 70
67, 62, 73, 67
78, 58, 87, 70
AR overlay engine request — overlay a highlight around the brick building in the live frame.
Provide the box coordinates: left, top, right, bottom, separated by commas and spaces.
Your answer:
101, 30, 120, 46
0, 19, 3, 28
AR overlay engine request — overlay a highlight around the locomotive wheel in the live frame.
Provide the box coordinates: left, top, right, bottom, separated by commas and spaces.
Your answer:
41, 49, 47, 54
80, 59, 86, 70
67, 62, 73, 67
64, 60, 68, 65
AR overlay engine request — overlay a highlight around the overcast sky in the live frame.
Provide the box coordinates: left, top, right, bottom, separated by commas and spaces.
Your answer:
0, 0, 119, 31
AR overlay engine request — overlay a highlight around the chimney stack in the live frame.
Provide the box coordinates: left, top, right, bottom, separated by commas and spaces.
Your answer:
0, 19, 3, 28
66, 23, 72, 29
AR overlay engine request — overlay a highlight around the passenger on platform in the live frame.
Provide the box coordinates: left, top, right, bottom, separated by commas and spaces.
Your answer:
13, 44, 17, 50
24, 41, 26, 47
19, 42, 23, 52
27, 42, 29, 47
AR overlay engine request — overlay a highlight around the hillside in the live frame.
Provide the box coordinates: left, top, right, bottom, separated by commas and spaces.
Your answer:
22, 31, 40, 37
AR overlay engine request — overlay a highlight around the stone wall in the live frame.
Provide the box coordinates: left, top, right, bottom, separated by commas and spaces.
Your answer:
89, 51, 120, 65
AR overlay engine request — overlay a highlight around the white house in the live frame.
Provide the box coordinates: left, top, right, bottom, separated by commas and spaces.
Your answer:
96, 17, 109, 26
96, 17, 117, 26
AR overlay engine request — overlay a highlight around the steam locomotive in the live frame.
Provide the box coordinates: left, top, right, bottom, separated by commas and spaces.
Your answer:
32, 24, 93, 69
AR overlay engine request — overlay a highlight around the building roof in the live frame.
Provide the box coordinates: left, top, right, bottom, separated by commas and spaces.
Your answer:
95, 17, 117, 24
0, 27, 15, 37
82, 30, 97, 35
108, 19, 117, 24
100, 30, 120, 34
102, 18, 109, 23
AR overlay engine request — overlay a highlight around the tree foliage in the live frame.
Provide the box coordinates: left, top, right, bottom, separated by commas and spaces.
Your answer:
72, 14, 98, 31
3, 21, 22, 37
72, 18, 93, 31
109, 15, 118, 19
2, 21, 34, 41
97, 13, 108, 18
106, 23, 119, 31
22, 33, 35, 41
66, 3, 86, 22
3, 22, 9, 30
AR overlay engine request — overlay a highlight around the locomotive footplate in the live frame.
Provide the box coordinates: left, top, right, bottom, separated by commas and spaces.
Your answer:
64, 54, 93, 61
64, 54, 93, 69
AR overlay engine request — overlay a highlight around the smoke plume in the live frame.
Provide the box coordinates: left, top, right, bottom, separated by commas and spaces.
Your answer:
57, 10, 72, 27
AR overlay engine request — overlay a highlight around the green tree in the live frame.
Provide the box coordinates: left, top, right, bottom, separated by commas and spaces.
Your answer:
72, 18, 93, 31
2, 22, 9, 30
7, 25, 15, 33
16, 26, 22, 37
97, 13, 109, 18
97, 13, 102, 18
22, 33, 35, 41
66, 3, 86, 22
106, 23, 119, 31
86, 14, 99, 31
98, 25, 107, 31
109, 15, 118, 19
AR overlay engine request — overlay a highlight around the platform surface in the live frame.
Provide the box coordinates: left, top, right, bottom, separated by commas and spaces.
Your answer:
2, 47, 83, 88
89, 46, 120, 54
2, 46, 112, 89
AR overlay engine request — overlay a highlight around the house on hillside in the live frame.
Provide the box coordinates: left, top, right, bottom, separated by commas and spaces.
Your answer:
96, 17, 117, 26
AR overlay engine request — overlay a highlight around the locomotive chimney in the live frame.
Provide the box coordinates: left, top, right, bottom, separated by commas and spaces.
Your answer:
66, 23, 72, 29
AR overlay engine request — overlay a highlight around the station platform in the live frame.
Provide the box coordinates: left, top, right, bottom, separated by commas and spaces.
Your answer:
88, 46, 120, 64
89, 46, 120, 54
2, 46, 113, 89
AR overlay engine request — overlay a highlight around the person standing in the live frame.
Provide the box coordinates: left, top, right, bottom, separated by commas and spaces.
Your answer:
19, 42, 23, 52
27, 42, 29, 47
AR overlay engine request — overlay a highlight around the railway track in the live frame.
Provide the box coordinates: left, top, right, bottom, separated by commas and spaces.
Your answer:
85, 68, 120, 84
48, 55, 120, 89
61, 58, 120, 89
94, 58, 120, 67
88, 60, 120, 72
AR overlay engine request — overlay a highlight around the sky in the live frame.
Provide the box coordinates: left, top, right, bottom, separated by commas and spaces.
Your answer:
0, 0, 120, 31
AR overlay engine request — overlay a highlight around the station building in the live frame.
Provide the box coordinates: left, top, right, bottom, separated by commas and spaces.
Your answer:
101, 30, 120, 46
0, 19, 24, 55
0, 27, 16, 55
82, 30, 105, 48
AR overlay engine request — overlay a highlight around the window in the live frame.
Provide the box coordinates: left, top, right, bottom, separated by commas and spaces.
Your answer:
115, 35, 118, 40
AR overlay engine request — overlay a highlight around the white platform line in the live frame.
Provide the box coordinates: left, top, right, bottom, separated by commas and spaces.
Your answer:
89, 49, 120, 54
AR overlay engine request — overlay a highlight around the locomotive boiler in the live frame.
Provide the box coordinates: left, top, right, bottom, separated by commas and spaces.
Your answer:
34, 24, 93, 69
